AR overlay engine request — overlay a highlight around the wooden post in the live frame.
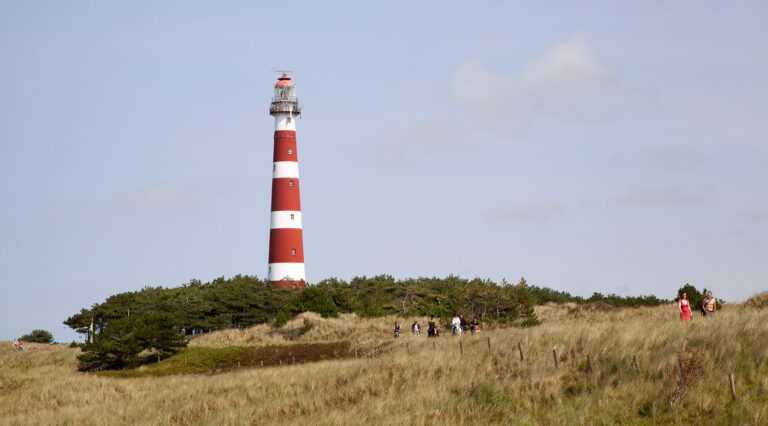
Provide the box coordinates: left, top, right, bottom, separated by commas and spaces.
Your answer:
237, 361, 241, 368
292, 357, 295, 365
728, 373, 736, 400
407, 342, 410, 355
432, 341, 435, 350
552, 349, 558, 369
213, 362, 216, 370
587, 354, 593, 374
355, 348, 358, 358
459, 341, 464, 356
260, 360, 263, 367
487, 337, 491, 351
279, 360, 282, 366
632, 354, 639, 373
518, 342, 524, 362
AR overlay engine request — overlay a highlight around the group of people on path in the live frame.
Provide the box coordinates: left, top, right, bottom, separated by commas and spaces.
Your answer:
393, 314, 481, 338
678, 291, 717, 322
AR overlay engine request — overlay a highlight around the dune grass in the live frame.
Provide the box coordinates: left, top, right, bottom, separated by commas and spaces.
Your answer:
1, 304, 767, 425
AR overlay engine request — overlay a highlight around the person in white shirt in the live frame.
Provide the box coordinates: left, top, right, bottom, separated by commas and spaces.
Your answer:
451, 315, 462, 335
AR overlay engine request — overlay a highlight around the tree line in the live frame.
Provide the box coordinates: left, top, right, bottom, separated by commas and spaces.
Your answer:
64, 274, 669, 338
63, 275, 669, 370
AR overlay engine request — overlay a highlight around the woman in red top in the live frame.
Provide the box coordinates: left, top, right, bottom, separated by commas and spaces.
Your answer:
678, 292, 692, 322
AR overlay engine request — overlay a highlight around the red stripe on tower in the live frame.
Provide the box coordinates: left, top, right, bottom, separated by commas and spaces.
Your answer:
268, 73, 305, 289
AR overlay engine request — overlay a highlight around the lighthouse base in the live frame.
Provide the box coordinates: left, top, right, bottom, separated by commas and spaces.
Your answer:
271, 280, 305, 290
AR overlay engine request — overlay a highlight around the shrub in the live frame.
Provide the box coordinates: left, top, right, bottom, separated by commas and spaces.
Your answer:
20, 329, 54, 344
745, 291, 768, 309
78, 312, 187, 371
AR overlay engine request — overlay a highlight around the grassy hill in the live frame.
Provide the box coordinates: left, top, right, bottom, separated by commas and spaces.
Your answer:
2, 303, 767, 425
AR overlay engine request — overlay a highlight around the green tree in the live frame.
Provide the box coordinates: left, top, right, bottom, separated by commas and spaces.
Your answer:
516, 277, 540, 328
677, 283, 705, 313
20, 329, 54, 344
77, 311, 186, 371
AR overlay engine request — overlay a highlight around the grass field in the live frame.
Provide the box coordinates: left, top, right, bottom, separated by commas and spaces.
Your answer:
2, 303, 767, 425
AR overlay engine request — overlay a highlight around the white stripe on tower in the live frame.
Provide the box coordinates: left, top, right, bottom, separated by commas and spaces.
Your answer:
272, 162, 299, 179
268, 73, 305, 289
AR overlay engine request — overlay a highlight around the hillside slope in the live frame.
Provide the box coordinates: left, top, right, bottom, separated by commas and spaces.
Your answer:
2, 304, 767, 425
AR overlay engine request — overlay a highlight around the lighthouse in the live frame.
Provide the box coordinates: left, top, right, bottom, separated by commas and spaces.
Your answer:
268, 73, 305, 289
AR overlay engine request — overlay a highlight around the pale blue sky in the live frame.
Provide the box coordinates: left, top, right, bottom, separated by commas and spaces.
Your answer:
1, 1, 766, 341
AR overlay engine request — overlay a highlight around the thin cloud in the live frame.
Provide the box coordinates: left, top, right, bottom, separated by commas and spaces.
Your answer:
113, 183, 202, 211
452, 34, 612, 109
747, 209, 768, 223
488, 202, 567, 223
616, 187, 701, 207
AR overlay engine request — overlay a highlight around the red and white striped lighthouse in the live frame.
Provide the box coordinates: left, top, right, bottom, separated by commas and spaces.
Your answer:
268, 73, 305, 288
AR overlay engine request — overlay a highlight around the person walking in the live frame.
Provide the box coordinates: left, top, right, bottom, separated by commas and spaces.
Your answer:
411, 321, 420, 335
702, 291, 717, 318
679, 292, 692, 322
393, 322, 401, 338
459, 314, 467, 334
470, 317, 478, 334
451, 314, 461, 335
427, 317, 438, 337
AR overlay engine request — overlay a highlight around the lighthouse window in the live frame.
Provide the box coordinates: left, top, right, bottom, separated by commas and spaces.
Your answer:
290, 214, 295, 220
291, 248, 296, 256
288, 180, 294, 187
287, 116, 292, 123
288, 148, 293, 155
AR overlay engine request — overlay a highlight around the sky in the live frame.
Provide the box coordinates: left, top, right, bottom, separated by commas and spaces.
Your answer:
1, 1, 766, 341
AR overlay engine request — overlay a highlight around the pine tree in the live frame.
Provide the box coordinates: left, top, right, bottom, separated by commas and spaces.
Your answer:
516, 277, 541, 327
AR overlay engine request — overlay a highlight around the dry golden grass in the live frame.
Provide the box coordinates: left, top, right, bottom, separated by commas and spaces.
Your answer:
745, 291, 768, 309
2, 304, 767, 425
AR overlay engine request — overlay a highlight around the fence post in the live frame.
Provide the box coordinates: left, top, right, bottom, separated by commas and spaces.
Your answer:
407, 342, 410, 355
355, 348, 358, 358
292, 357, 295, 365
487, 337, 491, 351
552, 349, 558, 369
459, 341, 464, 356
728, 373, 737, 401
518, 342, 524, 362
279, 360, 282, 366
432, 341, 435, 350
260, 360, 263, 367
587, 354, 593, 374
632, 354, 639, 373
238, 361, 241, 368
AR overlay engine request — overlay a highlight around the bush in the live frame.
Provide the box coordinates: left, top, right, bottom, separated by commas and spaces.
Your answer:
78, 312, 187, 371
745, 291, 768, 309
20, 329, 54, 344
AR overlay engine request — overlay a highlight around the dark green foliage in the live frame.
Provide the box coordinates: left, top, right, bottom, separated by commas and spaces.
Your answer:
19, 329, 54, 344
77, 311, 186, 371
515, 278, 541, 327
65, 274, 669, 371
676, 283, 705, 313
675, 283, 724, 315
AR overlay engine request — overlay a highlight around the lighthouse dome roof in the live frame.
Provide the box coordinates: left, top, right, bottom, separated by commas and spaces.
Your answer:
275, 73, 294, 88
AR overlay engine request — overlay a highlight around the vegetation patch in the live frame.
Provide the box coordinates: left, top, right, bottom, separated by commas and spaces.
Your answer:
98, 341, 352, 378
745, 291, 768, 309
471, 382, 512, 407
